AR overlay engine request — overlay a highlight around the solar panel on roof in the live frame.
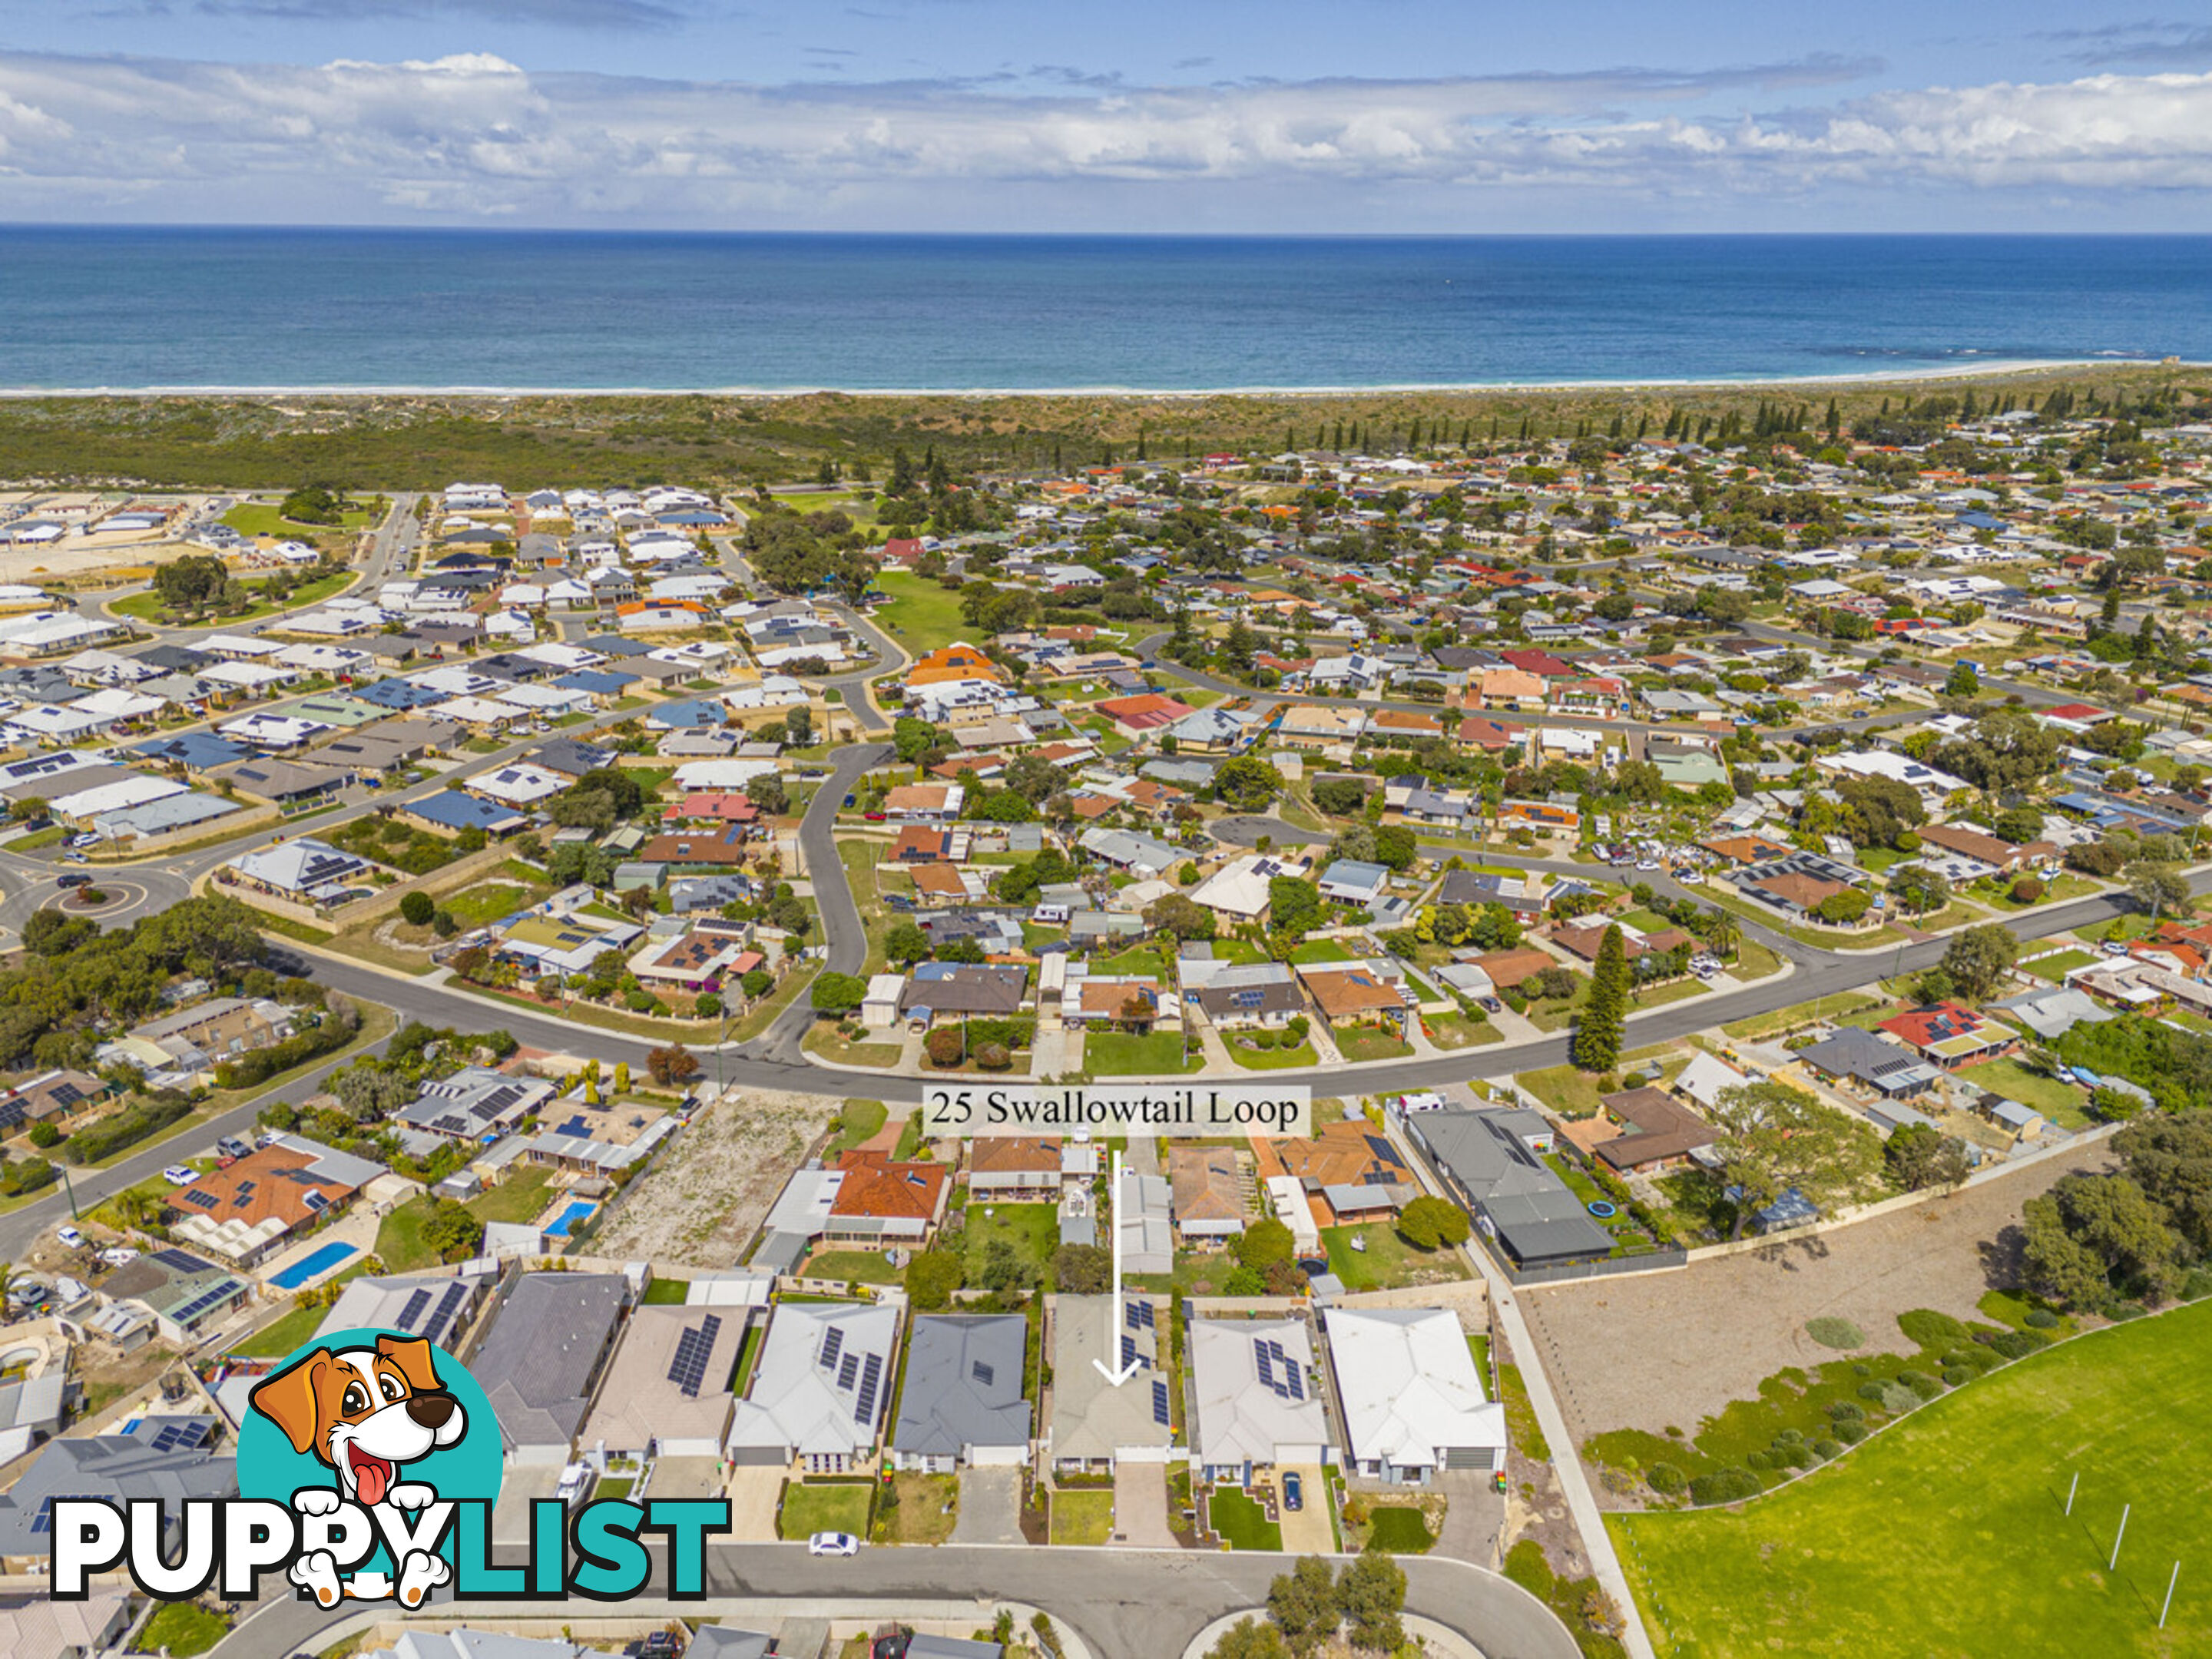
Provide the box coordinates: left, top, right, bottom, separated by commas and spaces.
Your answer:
667, 1314, 723, 1398
1121, 1335, 1137, 1371
1285, 1360, 1306, 1402
820, 1326, 845, 1371
397, 1287, 433, 1328
972, 1359, 995, 1387
149, 1420, 213, 1452
853, 1352, 883, 1424
181, 1191, 218, 1209
837, 1351, 859, 1391
154, 1249, 209, 1272
1151, 1379, 1171, 1426
1253, 1340, 1273, 1387
420, 1281, 469, 1346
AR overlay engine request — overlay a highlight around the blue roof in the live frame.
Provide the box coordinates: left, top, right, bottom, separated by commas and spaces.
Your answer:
409, 791, 526, 832
647, 698, 727, 730
554, 669, 637, 694
130, 733, 252, 768
356, 678, 446, 710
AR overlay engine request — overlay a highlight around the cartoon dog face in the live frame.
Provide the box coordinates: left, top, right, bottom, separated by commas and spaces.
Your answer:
250, 1335, 467, 1508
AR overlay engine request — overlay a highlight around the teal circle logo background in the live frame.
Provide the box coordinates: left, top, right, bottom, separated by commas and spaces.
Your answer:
237, 1328, 502, 1571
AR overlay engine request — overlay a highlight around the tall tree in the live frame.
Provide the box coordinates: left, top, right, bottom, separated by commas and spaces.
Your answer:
1707, 1082, 1884, 1240
1571, 923, 1628, 1071
1939, 923, 2018, 1002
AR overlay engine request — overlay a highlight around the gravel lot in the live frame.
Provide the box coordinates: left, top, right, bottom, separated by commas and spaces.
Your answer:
591, 1084, 836, 1267
1518, 1143, 2114, 1449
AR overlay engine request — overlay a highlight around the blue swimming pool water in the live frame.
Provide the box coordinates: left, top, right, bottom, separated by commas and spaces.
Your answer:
271, 1242, 356, 1289
546, 1201, 597, 1239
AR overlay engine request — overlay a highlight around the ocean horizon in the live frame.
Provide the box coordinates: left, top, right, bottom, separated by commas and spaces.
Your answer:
2, 228, 2207, 394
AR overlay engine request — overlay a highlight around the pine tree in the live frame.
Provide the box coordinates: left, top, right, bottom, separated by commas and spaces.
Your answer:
1573, 923, 1629, 1072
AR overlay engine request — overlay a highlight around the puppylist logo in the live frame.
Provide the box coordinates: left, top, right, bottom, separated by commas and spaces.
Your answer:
48, 1329, 729, 1606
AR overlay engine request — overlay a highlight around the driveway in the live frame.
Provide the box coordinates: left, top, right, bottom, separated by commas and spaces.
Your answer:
1111, 1461, 1177, 1548
1260, 1465, 1335, 1555
1430, 1471, 1506, 1567
721, 1465, 787, 1542
950, 1465, 1023, 1544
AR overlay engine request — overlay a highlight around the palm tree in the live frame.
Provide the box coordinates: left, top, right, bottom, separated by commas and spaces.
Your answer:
1704, 906, 1743, 963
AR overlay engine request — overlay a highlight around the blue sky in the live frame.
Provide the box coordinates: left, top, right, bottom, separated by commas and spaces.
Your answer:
0, 1, 2207, 227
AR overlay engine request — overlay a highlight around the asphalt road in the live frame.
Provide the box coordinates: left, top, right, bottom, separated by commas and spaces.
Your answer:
222, 1543, 1580, 1659
757, 741, 895, 1061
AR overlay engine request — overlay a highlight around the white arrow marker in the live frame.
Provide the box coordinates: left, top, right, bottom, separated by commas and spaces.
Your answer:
1093, 1147, 1141, 1386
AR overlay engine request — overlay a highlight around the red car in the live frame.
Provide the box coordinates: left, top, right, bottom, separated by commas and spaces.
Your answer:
863, 810, 887, 822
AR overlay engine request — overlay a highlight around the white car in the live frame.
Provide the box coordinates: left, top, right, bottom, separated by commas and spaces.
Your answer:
161, 1165, 199, 1187
56, 1227, 85, 1250
806, 1532, 860, 1557
99, 1247, 139, 1267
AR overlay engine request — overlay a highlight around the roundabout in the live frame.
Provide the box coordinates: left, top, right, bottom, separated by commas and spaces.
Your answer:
0, 863, 194, 949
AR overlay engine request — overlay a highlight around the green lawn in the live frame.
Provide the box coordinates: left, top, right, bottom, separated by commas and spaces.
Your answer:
1088, 943, 1174, 978
1612, 1300, 2212, 1659
1955, 1056, 2091, 1128
1321, 1223, 1470, 1292
778, 1479, 873, 1541
963, 1201, 1061, 1286
1365, 1506, 1436, 1554
1288, 939, 1355, 965
1051, 1488, 1117, 1545
1422, 1011, 1503, 1050
134, 1602, 230, 1657
800, 1248, 904, 1286
2023, 949, 2098, 982
1227, 1038, 1321, 1070
642, 1277, 691, 1304
833, 1098, 889, 1151
872, 571, 973, 654
376, 1167, 557, 1271
439, 881, 551, 930
1206, 1485, 1283, 1551
1084, 1029, 1200, 1075
1334, 1026, 1415, 1063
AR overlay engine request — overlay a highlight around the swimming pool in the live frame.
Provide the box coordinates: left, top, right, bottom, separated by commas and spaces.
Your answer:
270, 1242, 356, 1290
545, 1200, 597, 1238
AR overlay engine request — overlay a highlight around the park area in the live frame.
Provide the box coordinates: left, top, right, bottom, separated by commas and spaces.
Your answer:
1612, 1298, 2212, 1658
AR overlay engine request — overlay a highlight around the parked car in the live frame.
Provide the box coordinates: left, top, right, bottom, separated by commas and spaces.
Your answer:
57, 873, 92, 889
863, 810, 887, 822
68, 832, 99, 848
842, 793, 857, 809
1479, 995, 1504, 1014
62, 852, 88, 864
1283, 1472, 1304, 1511
161, 1165, 199, 1187
56, 1226, 85, 1250
99, 1247, 140, 1267
216, 1135, 254, 1164
807, 1532, 860, 1557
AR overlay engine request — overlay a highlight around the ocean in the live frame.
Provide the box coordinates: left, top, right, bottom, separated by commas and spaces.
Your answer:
2, 229, 2206, 392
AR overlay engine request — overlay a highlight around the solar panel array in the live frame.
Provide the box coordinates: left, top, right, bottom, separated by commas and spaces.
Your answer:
853, 1352, 883, 1425
1124, 1298, 1156, 1330
171, 1280, 243, 1326
667, 1314, 724, 1397
397, 1287, 434, 1328
1253, 1336, 1305, 1401
1151, 1379, 1171, 1426
148, 1420, 213, 1452
972, 1360, 995, 1388
838, 1351, 859, 1391
419, 1281, 469, 1346
30, 1495, 101, 1535
819, 1326, 845, 1371
180, 1191, 219, 1210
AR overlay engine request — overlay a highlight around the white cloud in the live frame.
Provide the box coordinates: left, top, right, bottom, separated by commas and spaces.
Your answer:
0, 52, 2207, 222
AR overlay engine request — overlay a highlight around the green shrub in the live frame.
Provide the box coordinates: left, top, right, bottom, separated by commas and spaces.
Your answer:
1826, 1401, 1864, 1422
1988, 1330, 2045, 1359
1646, 1463, 1687, 1496
1774, 1429, 1804, 1445
1875, 1382, 1921, 1416
2104, 1300, 2149, 1322
1835, 1419, 1869, 1445
1851, 1362, 1873, 1376
1898, 1369, 1945, 1400
27, 1121, 62, 1149
1857, 1381, 1891, 1405
1688, 1469, 1762, 1507
1898, 1309, 1970, 1348
2024, 1307, 2061, 1330
1805, 1316, 1866, 1349
1942, 1367, 1971, 1387
1812, 1438, 1842, 1460
1745, 1449, 1775, 1472
2180, 1270, 2212, 1304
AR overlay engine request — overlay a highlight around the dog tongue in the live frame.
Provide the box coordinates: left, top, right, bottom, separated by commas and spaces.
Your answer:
356, 1455, 389, 1506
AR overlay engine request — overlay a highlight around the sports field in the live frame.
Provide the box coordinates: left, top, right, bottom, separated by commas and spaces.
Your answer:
1611, 1297, 2212, 1657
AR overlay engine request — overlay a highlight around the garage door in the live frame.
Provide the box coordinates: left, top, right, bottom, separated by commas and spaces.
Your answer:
1444, 1446, 1497, 1472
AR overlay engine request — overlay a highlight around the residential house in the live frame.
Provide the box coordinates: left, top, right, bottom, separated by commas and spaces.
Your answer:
1047, 1293, 1176, 1471
578, 1302, 753, 1460
823, 1151, 950, 1247
724, 1300, 901, 1472
1323, 1306, 1507, 1482
1400, 1108, 1611, 1270
1168, 1145, 1249, 1242
889, 1314, 1031, 1472
1187, 1317, 1331, 1485
469, 1271, 629, 1465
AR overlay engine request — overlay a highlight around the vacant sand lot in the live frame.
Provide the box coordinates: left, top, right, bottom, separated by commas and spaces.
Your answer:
1518, 1141, 2114, 1448
591, 1084, 836, 1267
